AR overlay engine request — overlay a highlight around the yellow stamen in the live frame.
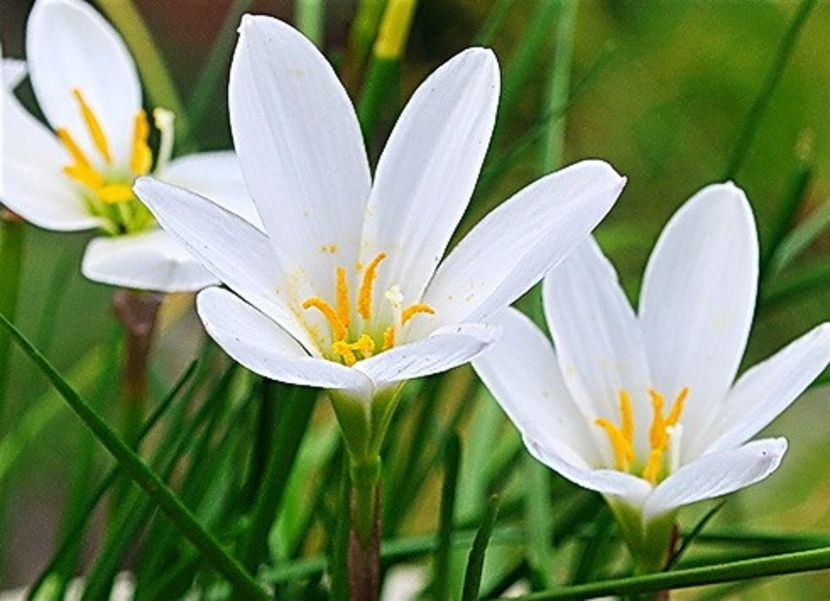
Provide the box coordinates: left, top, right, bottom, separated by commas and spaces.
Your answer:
130, 109, 152, 175
63, 164, 104, 189
336, 267, 351, 329
72, 88, 112, 164
382, 326, 395, 350
648, 389, 667, 450
401, 303, 435, 325
357, 252, 386, 320
332, 340, 357, 366
666, 387, 688, 427
97, 184, 136, 204
355, 334, 376, 359
595, 418, 633, 471
302, 297, 347, 341
619, 390, 634, 446
642, 448, 664, 484
57, 127, 93, 169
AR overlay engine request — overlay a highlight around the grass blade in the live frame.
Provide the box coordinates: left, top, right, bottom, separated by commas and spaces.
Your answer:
434, 432, 462, 600
472, 0, 515, 46
666, 501, 727, 571
461, 494, 501, 601
0, 217, 25, 423
0, 311, 268, 601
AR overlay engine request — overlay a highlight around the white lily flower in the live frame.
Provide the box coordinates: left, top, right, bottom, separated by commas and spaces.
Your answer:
133, 15, 626, 407
0, 0, 254, 292
474, 182, 830, 571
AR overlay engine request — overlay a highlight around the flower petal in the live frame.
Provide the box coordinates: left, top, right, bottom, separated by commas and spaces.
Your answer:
27, 0, 141, 163
360, 48, 499, 309
198, 287, 370, 393
159, 151, 261, 229
354, 323, 499, 386
81, 229, 217, 292
422, 160, 625, 330
644, 438, 787, 521
704, 323, 830, 454
472, 307, 601, 464
229, 15, 370, 297
1, 87, 98, 230
133, 176, 317, 351
639, 182, 759, 449
2, 59, 27, 90
543, 238, 652, 460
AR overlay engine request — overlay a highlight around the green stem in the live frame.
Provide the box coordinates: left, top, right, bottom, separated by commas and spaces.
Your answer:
0, 214, 25, 426
349, 454, 382, 601
296, 0, 325, 47
723, 0, 817, 179
0, 311, 269, 601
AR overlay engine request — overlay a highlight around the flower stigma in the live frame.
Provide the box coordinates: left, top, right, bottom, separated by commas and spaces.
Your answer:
595, 387, 688, 484
302, 252, 435, 366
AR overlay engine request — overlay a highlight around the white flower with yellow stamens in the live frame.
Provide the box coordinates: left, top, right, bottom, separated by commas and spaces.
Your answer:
0, 0, 254, 292
474, 182, 830, 572
134, 15, 626, 409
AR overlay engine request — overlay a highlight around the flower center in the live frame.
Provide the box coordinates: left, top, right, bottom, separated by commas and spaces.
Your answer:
56, 88, 166, 235
301, 252, 435, 366
594, 387, 688, 484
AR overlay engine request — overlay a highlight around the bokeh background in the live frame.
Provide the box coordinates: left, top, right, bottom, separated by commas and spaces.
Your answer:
2, 0, 830, 598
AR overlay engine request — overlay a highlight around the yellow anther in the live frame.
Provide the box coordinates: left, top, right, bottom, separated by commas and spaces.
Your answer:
666, 387, 688, 427
595, 418, 633, 471
72, 88, 112, 164
332, 340, 357, 366
97, 184, 135, 204
302, 297, 347, 341
357, 252, 387, 320
63, 164, 104, 189
642, 448, 664, 484
382, 326, 395, 350
648, 389, 667, 450
618, 390, 634, 446
401, 303, 435, 325
355, 334, 376, 359
57, 127, 93, 169
130, 109, 152, 175
335, 267, 351, 329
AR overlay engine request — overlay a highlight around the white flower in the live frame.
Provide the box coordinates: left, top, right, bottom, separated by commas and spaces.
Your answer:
134, 15, 626, 402
474, 182, 830, 569
0, 0, 254, 292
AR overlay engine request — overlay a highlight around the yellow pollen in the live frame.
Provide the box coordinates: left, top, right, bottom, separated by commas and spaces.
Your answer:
666, 387, 688, 427
401, 303, 435, 325
97, 184, 136, 204
357, 252, 387, 320
642, 448, 664, 484
130, 109, 152, 175
382, 326, 395, 350
72, 88, 112, 164
57, 127, 93, 169
648, 389, 667, 450
619, 390, 634, 446
63, 163, 103, 189
332, 334, 376, 366
594, 417, 633, 471
302, 297, 347, 341
355, 334, 375, 358
335, 267, 351, 329
332, 340, 357, 366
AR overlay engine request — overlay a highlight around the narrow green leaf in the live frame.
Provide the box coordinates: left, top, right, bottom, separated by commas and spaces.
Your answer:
461, 494, 501, 601
768, 201, 830, 277
760, 259, 830, 309
296, 0, 325, 47
0, 218, 25, 422
472, 0, 515, 46
0, 311, 268, 601
723, 0, 817, 179
434, 432, 462, 600
665, 501, 727, 570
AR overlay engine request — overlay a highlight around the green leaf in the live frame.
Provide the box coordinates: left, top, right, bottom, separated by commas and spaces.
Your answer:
0, 311, 268, 601
461, 494, 501, 601
768, 201, 829, 276
0, 218, 25, 422
434, 432, 462, 600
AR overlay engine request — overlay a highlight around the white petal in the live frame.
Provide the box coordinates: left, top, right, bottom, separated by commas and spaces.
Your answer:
2, 59, 27, 90
543, 238, 652, 460
133, 176, 317, 352
27, 0, 141, 163
354, 323, 499, 386
359, 48, 499, 309
644, 438, 787, 521
639, 182, 758, 447
1, 88, 98, 230
159, 151, 262, 229
197, 287, 370, 393
229, 15, 370, 296
421, 160, 625, 330
525, 435, 651, 506
472, 307, 602, 464
81, 229, 218, 292
705, 323, 830, 454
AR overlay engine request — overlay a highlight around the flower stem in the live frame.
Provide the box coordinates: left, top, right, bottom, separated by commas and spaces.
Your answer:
349, 454, 382, 601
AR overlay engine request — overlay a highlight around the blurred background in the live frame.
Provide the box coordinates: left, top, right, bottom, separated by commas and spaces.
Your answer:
2, 0, 830, 598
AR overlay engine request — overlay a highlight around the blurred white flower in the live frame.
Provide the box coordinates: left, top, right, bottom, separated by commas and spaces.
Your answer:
474, 182, 830, 571
0, 0, 254, 292
135, 15, 626, 403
